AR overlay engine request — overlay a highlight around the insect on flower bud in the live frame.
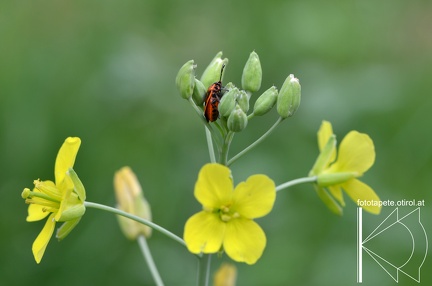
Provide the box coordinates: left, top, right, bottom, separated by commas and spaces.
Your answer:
218, 87, 239, 117
114, 167, 152, 240
241, 51, 262, 93
227, 106, 248, 132
253, 86, 278, 116
236, 90, 249, 113
175, 60, 196, 100
192, 78, 207, 106
200, 51, 228, 88
277, 74, 301, 118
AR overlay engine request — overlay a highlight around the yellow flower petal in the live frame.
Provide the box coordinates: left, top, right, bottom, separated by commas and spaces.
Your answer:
55, 175, 74, 221
27, 203, 50, 222
184, 211, 225, 254
194, 164, 233, 209
318, 121, 336, 163
54, 137, 81, 186
329, 131, 375, 175
223, 218, 266, 265
342, 179, 381, 215
32, 213, 56, 264
232, 175, 275, 219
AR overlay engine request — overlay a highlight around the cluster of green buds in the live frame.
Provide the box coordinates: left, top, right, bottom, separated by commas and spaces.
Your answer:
176, 51, 301, 165
176, 51, 301, 133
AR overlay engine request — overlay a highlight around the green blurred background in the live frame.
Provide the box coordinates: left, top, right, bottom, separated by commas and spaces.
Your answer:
1, 1, 431, 285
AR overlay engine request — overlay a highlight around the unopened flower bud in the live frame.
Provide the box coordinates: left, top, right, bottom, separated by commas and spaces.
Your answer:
200, 51, 228, 88
277, 74, 301, 118
192, 78, 206, 106
218, 87, 239, 117
175, 60, 196, 99
236, 90, 249, 113
241, 51, 262, 93
253, 86, 278, 116
214, 263, 237, 286
114, 166, 152, 240
227, 106, 248, 132
224, 82, 236, 90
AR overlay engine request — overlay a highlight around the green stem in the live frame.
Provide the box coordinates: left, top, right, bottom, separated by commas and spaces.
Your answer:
275, 176, 317, 192
188, 97, 223, 151
84, 201, 185, 247
227, 117, 284, 166
205, 127, 216, 163
137, 235, 164, 286
197, 254, 212, 286
247, 112, 255, 121
220, 131, 235, 165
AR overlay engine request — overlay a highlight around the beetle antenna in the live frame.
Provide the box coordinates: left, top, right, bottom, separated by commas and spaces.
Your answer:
219, 64, 225, 82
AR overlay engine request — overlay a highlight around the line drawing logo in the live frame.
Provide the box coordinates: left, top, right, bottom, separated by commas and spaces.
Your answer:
357, 207, 428, 283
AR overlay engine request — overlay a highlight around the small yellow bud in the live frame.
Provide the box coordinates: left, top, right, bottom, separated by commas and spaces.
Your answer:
213, 263, 237, 286
114, 166, 152, 240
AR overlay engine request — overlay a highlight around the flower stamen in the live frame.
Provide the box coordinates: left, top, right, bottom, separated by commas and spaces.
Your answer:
33, 179, 62, 200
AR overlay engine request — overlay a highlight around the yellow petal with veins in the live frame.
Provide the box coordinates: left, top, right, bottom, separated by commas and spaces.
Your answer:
54, 137, 81, 186
194, 164, 233, 210
223, 218, 266, 265
232, 175, 275, 219
184, 211, 226, 254
32, 213, 56, 264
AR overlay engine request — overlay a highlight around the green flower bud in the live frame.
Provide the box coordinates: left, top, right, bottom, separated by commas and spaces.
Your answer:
192, 78, 207, 106
227, 106, 248, 132
277, 74, 301, 118
200, 51, 228, 88
224, 82, 236, 90
236, 90, 249, 113
253, 86, 278, 116
219, 87, 239, 117
175, 60, 196, 99
241, 51, 262, 93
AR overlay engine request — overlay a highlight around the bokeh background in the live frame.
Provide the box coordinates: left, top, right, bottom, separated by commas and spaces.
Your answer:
1, 1, 431, 285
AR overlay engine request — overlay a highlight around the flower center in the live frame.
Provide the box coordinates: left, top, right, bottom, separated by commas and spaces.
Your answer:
218, 204, 240, 222
21, 180, 62, 214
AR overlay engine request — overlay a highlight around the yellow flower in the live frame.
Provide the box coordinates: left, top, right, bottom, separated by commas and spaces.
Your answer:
114, 166, 152, 240
184, 163, 276, 265
309, 121, 381, 215
21, 137, 86, 263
